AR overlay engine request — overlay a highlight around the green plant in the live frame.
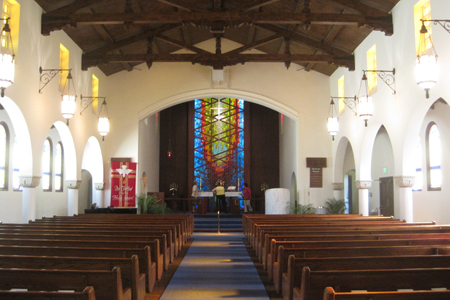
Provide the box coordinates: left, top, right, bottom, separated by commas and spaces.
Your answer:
291, 203, 315, 214
324, 198, 346, 214
137, 194, 171, 214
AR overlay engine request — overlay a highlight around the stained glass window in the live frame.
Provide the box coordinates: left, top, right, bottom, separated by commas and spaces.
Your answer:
55, 142, 63, 191
194, 98, 244, 192
0, 123, 7, 189
427, 123, 441, 190
42, 138, 52, 191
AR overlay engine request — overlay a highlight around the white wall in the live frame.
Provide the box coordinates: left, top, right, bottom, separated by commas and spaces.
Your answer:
103, 49, 333, 207
330, 0, 450, 222
0, 0, 107, 222
138, 114, 160, 196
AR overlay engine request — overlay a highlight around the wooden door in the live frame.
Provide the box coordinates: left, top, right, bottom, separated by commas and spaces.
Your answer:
379, 176, 394, 217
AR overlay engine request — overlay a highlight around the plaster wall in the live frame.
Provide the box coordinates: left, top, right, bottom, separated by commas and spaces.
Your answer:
0, 0, 106, 222
330, 0, 450, 222
103, 49, 333, 208
138, 114, 160, 198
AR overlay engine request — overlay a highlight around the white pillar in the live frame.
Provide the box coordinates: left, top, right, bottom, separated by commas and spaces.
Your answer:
356, 180, 372, 216
66, 180, 81, 216
394, 176, 415, 222
20, 176, 41, 223
332, 182, 344, 200
94, 182, 105, 208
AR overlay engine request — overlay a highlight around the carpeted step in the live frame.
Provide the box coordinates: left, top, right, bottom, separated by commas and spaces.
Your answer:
194, 215, 243, 232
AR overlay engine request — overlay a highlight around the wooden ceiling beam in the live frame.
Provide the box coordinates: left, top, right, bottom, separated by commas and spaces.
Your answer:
41, 11, 393, 35
256, 23, 350, 56
90, 9, 134, 72
44, 0, 99, 17
155, 35, 211, 54
329, 0, 389, 17
82, 53, 355, 70
226, 34, 283, 55
85, 23, 182, 56
155, 0, 209, 13
304, 9, 346, 71
233, 0, 282, 12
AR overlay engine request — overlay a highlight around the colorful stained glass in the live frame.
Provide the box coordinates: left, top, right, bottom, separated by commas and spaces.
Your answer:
194, 98, 244, 192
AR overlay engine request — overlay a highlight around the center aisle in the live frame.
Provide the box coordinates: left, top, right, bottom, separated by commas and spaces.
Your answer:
159, 232, 270, 300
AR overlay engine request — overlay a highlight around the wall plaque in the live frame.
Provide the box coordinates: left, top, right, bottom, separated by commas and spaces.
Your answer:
306, 158, 327, 188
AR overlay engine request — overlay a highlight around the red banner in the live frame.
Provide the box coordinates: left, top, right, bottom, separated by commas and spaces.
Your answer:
111, 161, 137, 207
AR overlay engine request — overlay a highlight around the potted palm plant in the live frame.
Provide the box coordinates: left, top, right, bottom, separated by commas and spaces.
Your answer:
137, 194, 171, 214
324, 198, 346, 214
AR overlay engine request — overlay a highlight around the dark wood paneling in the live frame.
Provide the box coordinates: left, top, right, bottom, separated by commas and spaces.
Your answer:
159, 100, 279, 200
249, 102, 280, 198
159, 103, 189, 198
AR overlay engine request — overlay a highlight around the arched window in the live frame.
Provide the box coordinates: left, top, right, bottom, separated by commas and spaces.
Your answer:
413, 135, 422, 191
427, 123, 441, 190
0, 122, 9, 190
55, 142, 63, 192
12, 136, 21, 190
42, 138, 52, 191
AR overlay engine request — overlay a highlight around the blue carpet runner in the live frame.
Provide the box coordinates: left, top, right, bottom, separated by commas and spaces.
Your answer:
160, 232, 270, 300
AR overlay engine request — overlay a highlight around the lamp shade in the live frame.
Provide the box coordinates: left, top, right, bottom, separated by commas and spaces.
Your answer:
358, 96, 373, 127
98, 117, 109, 137
327, 117, 339, 137
0, 21, 14, 97
61, 94, 76, 120
415, 54, 438, 98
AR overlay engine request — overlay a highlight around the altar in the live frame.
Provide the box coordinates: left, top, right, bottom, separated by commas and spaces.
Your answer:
196, 191, 243, 214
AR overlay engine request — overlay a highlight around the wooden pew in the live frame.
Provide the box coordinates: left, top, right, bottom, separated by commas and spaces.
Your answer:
22, 222, 181, 259
0, 235, 167, 276
0, 254, 144, 300
39, 219, 185, 249
257, 227, 450, 262
242, 214, 381, 236
0, 245, 157, 292
0, 267, 131, 300
265, 231, 450, 273
265, 237, 450, 274
37, 214, 193, 244
67, 213, 194, 237
0, 229, 175, 264
251, 221, 438, 251
273, 245, 450, 294
0, 286, 96, 300
0, 226, 180, 260
293, 267, 450, 300
283, 254, 450, 300
323, 286, 450, 300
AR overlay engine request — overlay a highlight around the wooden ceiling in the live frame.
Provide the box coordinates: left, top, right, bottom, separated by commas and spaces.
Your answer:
35, 0, 400, 76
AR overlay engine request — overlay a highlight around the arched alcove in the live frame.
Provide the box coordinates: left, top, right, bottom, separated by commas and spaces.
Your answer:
82, 137, 105, 207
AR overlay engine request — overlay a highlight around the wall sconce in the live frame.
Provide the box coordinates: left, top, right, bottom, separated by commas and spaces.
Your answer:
358, 72, 373, 127
61, 71, 76, 125
363, 68, 396, 94
416, 19, 439, 99
421, 19, 450, 34
327, 98, 339, 141
80, 95, 110, 141
0, 18, 15, 97
327, 96, 357, 140
261, 183, 269, 193
98, 99, 110, 141
39, 67, 77, 125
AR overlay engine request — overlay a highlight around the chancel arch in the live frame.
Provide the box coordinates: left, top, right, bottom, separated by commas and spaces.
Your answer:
138, 90, 299, 210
